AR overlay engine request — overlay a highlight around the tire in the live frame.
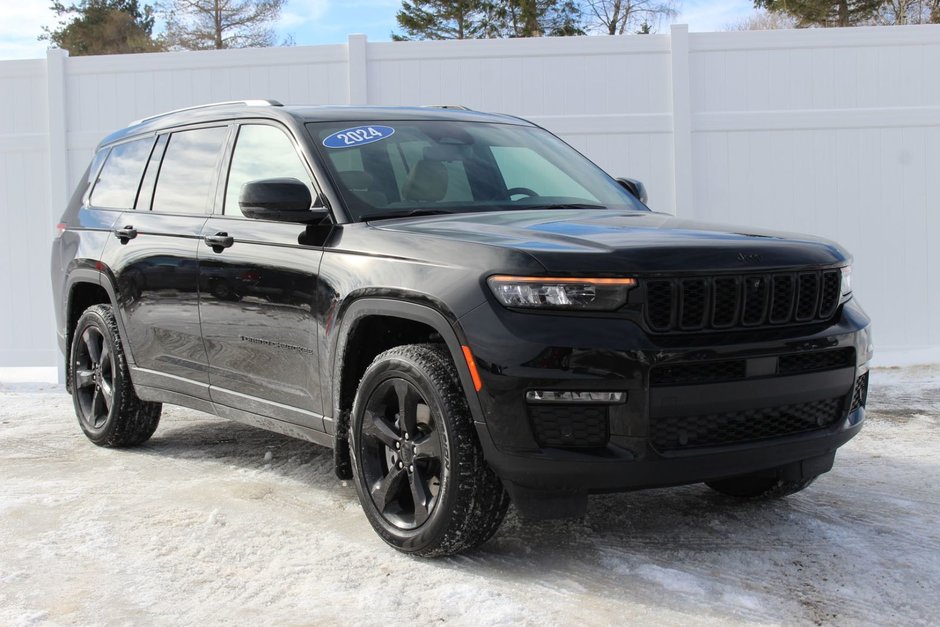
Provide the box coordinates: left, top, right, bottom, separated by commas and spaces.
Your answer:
705, 474, 817, 499
349, 343, 509, 557
69, 304, 162, 447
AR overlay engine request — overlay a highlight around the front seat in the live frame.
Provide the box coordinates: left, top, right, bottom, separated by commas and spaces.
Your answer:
401, 159, 449, 202
338, 170, 388, 207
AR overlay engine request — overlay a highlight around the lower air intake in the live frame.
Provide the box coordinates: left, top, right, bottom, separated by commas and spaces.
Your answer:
652, 397, 844, 451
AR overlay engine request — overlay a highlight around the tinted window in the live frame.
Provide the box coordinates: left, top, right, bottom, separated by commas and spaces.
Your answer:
89, 137, 154, 209
152, 126, 228, 215
224, 125, 313, 217
491, 146, 592, 199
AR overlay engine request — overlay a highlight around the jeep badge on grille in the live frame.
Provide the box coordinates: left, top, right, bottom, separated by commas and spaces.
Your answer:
737, 252, 762, 264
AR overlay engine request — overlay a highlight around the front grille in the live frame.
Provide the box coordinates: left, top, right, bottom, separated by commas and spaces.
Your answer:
651, 348, 856, 387
644, 269, 842, 333
850, 372, 869, 412
778, 348, 855, 375
529, 405, 609, 448
651, 397, 844, 451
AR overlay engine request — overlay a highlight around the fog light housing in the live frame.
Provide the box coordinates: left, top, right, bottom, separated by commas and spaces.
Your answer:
526, 390, 626, 404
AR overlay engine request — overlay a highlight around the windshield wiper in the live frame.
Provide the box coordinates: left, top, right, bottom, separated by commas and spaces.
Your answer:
365, 209, 456, 221
520, 203, 606, 210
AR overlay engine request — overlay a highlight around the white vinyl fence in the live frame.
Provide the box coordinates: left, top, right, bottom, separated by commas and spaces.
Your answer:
1, 24, 939, 367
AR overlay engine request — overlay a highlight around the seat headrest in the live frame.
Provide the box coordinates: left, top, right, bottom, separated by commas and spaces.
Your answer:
401, 160, 448, 202
338, 170, 373, 191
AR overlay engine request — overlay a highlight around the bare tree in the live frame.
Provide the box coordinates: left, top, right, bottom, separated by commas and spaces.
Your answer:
161, 0, 285, 50
583, 0, 678, 35
873, 0, 940, 23
726, 8, 797, 29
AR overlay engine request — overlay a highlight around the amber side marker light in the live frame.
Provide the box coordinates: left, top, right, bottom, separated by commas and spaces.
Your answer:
461, 345, 483, 392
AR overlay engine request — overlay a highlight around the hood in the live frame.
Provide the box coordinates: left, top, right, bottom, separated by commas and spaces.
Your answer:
372, 209, 849, 274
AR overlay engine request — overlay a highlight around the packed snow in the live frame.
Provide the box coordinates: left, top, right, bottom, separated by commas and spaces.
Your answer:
1, 366, 938, 625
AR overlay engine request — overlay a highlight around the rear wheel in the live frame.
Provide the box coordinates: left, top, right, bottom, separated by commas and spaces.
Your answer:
706, 474, 817, 499
350, 344, 509, 557
70, 304, 162, 447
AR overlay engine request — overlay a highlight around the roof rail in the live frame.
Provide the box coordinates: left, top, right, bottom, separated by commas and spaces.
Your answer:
130, 99, 283, 126
422, 104, 472, 111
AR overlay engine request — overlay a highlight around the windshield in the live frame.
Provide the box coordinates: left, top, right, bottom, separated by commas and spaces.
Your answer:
306, 120, 648, 222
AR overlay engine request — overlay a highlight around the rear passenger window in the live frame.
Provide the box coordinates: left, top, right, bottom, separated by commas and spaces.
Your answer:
152, 126, 228, 215
89, 137, 154, 209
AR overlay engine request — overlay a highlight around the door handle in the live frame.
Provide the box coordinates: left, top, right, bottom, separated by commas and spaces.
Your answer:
204, 232, 234, 253
114, 225, 137, 244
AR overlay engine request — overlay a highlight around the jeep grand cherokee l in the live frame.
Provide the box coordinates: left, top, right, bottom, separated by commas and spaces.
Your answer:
51, 100, 871, 556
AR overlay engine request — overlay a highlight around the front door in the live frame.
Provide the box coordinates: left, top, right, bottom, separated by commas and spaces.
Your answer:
197, 122, 326, 429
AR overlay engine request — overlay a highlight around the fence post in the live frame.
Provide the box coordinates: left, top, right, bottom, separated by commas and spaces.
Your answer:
670, 24, 693, 218
348, 34, 368, 105
46, 47, 70, 385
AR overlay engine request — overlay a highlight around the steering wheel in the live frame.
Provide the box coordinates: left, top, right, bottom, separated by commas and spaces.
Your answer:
506, 187, 540, 199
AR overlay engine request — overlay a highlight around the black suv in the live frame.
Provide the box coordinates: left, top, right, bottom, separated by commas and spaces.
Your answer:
51, 101, 871, 556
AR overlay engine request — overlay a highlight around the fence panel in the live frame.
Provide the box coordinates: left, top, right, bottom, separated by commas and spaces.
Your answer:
687, 26, 940, 350
1, 25, 939, 366
0, 59, 54, 366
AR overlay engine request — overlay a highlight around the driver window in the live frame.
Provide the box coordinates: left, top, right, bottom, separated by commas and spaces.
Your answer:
225, 125, 313, 217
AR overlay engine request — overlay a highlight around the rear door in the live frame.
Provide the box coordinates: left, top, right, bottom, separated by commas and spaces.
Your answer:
101, 124, 230, 400
197, 122, 327, 429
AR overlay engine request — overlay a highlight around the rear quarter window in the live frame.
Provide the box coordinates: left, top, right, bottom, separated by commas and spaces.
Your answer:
89, 137, 155, 209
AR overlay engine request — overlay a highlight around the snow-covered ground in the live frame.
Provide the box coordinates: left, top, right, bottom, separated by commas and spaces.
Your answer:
1, 367, 938, 625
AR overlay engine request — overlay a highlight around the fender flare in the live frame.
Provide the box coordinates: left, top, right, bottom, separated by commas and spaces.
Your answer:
64, 264, 137, 367
329, 297, 486, 444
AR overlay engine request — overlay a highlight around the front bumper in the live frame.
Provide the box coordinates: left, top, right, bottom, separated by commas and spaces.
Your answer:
458, 298, 872, 498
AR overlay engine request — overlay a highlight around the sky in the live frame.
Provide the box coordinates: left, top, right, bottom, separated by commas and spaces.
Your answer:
0, 0, 757, 61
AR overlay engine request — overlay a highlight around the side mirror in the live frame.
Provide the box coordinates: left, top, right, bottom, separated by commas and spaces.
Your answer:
239, 178, 328, 224
616, 177, 648, 205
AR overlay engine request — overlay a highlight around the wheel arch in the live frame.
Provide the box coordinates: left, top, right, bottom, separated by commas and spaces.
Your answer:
64, 267, 136, 378
329, 297, 485, 477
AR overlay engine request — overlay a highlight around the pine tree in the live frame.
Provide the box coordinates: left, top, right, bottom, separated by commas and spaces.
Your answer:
394, 0, 483, 40
41, 0, 163, 55
392, 0, 585, 39
502, 0, 584, 36
755, 0, 884, 27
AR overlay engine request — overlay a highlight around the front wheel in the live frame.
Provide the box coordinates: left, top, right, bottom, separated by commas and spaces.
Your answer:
350, 344, 509, 557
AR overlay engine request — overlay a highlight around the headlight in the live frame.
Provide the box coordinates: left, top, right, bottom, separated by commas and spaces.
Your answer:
841, 265, 852, 299
487, 275, 636, 311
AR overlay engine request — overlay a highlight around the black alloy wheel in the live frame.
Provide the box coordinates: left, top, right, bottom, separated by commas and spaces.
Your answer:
73, 325, 115, 430
350, 344, 509, 557
359, 378, 443, 529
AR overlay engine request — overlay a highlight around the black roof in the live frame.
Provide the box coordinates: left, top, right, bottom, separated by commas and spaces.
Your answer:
98, 102, 532, 148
